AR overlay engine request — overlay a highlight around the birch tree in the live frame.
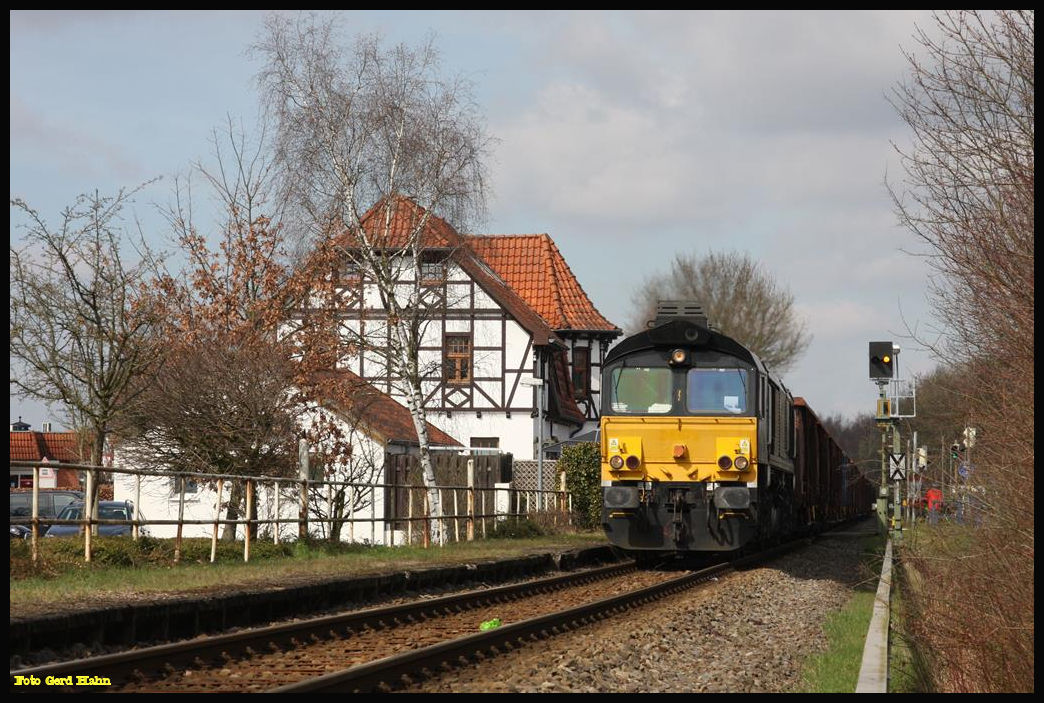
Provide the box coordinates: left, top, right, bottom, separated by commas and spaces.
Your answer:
254, 13, 491, 542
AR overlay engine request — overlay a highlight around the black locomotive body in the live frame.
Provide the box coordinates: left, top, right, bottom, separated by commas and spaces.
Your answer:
599, 302, 871, 555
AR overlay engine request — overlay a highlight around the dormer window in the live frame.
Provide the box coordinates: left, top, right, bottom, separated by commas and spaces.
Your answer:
572, 347, 590, 399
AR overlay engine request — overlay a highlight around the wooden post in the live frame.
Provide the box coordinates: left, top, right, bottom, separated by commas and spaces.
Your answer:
174, 475, 186, 564
273, 481, 280, 545
211, 478, 223, 563
481, 487, 487, 538
466, 459, 475, 542
244, 479, 253, 563
299, 437, 309, 540
133, 473, 142, 541
453, 490, 460, 543
407, 490, 414, 546
326, 483, 333, 541
423, 491, 430, 549
348, 485, 355, 544
31, 465, 40, 566
84, 469, 93, 563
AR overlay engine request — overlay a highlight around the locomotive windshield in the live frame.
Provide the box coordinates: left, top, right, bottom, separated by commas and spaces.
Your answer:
687, 368, 749, 414
608, 366, 673, 414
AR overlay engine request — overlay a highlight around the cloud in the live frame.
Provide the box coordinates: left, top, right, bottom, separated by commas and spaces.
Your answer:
10, 95, 145, 182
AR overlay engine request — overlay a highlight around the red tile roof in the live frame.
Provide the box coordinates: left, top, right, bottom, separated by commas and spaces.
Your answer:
466, 234, 618, 334
9, 431, 87, 463
333, 194, 458, 251
333, 197, 559, 346
305, 370, 462, 448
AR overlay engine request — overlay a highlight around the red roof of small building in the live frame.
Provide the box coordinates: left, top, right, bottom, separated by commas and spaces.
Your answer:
466, 234, 619, 334
9, 431, 87, 463
305, 370, 462, 448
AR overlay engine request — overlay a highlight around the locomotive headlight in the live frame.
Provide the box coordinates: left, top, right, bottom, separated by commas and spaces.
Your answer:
625, 455, 641, 470
609, 455, 624, 470
717, 455, 733, 470
669, 349, 687, 365
734, 455, 749, 471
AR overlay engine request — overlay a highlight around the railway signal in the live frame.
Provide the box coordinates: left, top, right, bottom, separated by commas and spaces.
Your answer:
869, 341, 895, 379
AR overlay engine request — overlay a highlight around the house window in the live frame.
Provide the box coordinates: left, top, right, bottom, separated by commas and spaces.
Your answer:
470, 437, 499, 454
421, 259, 446, 283
169, 475, 199, 494
444, 333, 472, 385
572, 347, 590, 399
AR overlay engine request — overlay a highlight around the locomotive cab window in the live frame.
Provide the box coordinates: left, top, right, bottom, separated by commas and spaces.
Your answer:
608, 366, 673, 414
687, 368, 749, 414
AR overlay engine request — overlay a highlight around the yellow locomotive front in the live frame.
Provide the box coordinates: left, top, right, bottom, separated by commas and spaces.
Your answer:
599, 307, 787, 554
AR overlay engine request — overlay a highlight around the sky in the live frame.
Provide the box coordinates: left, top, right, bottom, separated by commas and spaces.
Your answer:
10, 10, 945, 429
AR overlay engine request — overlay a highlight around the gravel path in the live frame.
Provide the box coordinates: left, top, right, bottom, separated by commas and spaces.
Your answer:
408, 535, 871, 693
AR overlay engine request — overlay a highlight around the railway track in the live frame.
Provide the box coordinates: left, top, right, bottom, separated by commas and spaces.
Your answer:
10, 541, 803, 693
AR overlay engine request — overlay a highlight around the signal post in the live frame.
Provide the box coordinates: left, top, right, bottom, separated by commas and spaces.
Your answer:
869, 341, 912, 538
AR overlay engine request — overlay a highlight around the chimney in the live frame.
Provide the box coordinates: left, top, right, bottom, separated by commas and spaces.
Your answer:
42, 421, 53, 433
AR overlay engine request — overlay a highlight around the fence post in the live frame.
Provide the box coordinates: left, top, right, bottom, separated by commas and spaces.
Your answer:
84, 469, 93, 563
423, 491, 430, 549
407, 489, 414, 546
453, 490, 460, 543
211, 478, 223, 563
273, 481, 280, 545
326, 483, 333, 542
174, 475, 186, 564
481, 487, 487, 538
467, 459, 475, 542
348, 485, 355, 544
299, 437, 309, 540
244, 479, 253, 563
133, 473, 141, 541
30, 465, 40, 566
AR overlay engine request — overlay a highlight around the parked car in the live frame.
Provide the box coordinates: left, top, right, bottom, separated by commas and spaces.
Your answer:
9, 489, 85, 534
43, 500, 143, 537
10, 524, 31, 540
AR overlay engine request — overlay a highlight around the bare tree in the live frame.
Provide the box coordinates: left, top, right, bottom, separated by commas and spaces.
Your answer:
254, 13, 491, 542
890, 10, 1034, 371
10, 185, 165, 513
630, 250, 811, 373
121, 123, 353, 540
888, 10, 1033, 692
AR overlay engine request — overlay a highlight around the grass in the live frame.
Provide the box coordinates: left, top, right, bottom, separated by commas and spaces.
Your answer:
794, 534, 884, 693
887, 562, 934, 693
10, 528, 608, 613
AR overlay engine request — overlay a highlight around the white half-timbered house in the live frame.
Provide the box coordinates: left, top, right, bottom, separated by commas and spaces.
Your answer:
324, 197, 621, 460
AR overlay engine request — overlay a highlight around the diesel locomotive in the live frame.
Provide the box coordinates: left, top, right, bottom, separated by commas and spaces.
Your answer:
600, 301, 870, 556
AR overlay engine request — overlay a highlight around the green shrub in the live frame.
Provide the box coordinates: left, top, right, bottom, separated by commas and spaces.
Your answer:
559, 442, 601, 530
489, 518, 547, 539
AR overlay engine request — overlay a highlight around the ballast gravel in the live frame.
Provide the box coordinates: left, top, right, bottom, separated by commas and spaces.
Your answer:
409, 535, 873, 693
